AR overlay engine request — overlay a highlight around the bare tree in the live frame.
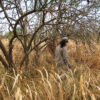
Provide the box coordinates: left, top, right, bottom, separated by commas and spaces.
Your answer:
0, 0, 99, 71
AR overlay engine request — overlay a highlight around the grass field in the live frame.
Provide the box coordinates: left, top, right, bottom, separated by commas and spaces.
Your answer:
0, 39, 100, 100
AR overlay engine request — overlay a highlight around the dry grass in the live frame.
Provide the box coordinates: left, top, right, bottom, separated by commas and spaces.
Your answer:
0, 40, 100, 100
0, 65, 100, 100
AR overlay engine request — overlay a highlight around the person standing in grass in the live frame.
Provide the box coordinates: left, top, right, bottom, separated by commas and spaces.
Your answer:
55, 37, 71, 69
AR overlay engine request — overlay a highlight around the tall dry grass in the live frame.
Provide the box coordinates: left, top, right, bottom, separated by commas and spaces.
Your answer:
0, 65, 100, 100
0, 40, 100, 100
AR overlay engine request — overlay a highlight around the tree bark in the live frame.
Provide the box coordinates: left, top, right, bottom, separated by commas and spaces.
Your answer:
0, 55, 9, 69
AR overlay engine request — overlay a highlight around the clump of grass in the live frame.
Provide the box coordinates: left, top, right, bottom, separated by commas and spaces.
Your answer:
0, 64, 100, 100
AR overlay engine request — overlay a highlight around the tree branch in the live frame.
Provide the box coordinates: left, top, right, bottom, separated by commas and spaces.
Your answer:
0, 40, 9, 64
0, 55, 9, 69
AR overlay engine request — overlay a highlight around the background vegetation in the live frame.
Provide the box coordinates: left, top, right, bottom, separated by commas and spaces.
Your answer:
0, 0, 100, 100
